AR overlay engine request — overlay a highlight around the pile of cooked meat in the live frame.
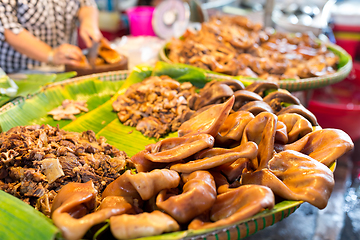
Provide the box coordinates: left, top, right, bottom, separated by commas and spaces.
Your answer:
50, 84, 354, 240
112, 76, 319, 140
112, 75, 197, 139
0, 125, 130, 217
167, 15, 339, 81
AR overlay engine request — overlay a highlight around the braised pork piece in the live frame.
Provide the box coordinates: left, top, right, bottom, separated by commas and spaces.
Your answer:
112, 75, 197, 138
0, 125, 131, 217
167, 15, 339, 81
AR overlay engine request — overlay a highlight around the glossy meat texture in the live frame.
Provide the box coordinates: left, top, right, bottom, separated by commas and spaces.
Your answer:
210, 171, 240, 194
102, 170, 140, 199
233, 90, 263, 111
144, 134, 215, 163
110, 210, 180, 239
170, 142, 258, 173
126, 169, 180, 200
188, 185, 274, 230
277, 104, 318, 126
130, 150, 168, 172
51, 181, 125, 240
178, 96, 235, 137
277, 113, 313, 143
241, 112, 277, 169
193, 82, 234, 110
98, 196, 134, 213
275, 121, 288, 144
239, 100, 274, 116
217, 157, 250, 182
244, 82, 279, 97
216, 111, 255, 144
156, 171, 217, 223
263, 90, 301, 113
242, 150, 335, 209
102, 169, 180, 201
275, 129, 354, 167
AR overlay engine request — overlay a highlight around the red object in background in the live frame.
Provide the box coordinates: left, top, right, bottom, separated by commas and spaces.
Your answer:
333, 24, 360, 60
308, 61, 360, 141
335, 38, 360, 60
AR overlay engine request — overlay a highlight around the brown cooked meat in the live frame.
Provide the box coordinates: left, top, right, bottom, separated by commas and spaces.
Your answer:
0, 125, 131, 217
112, 75, 197, 139
167, 15, 339, 82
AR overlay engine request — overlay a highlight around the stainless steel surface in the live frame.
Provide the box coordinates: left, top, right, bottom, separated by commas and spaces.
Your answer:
264, 0, 275, 28
87, 41, 100, 68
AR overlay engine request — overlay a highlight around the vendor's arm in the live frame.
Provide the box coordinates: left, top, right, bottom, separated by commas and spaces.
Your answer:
1, 1, 83, 66
78, 4, 102, 47
4, 29, 83, 66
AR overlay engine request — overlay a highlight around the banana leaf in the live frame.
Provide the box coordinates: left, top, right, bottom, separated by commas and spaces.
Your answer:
0, 72, 78, 107
152, 61, 255, 87
0, 77, 124, 132
15, 74, 57, 97
0, 190, 59, 240
63, 65, 153, 135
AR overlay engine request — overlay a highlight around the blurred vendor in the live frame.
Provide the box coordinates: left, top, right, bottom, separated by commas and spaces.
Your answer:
0, 0, 102, 73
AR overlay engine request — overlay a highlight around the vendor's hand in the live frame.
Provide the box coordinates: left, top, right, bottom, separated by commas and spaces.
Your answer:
52, 44, 84, 66
79, 19, 102, 48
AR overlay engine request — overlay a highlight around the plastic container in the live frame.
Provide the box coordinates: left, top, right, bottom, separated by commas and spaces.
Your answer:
126, 6, 156, 36
307, 61, 360, 141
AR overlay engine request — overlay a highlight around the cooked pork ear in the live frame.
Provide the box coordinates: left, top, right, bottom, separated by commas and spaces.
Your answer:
233, 90, 263, 111
178, 95, 235, 137
244, 82, 279, 97
216, 157, 250, 182
51, 181, 124, 240
188, 185, 274, 230
275, 129, 354, 167
275, 120, 288, 144
277, 113, 313, 143
144, 133, 214, 163
277, 104, 318, 126
98, 38, 123, 64
239, 100, 273, 116
126, 169, 180, 200
209, 171, 241, 194
156, 171, 217, 223
130, 150, 168, 172
216, 111, 255, 144
193, 83, 234, 110
102, 169, 180, 201
170, 142, 258, 173
263, 90, 301, 113
242, 150, 335, 209
241, 112, 277, 169
102, 170, 140, 199
98, 196, 134, 213
110, 210, 180, 240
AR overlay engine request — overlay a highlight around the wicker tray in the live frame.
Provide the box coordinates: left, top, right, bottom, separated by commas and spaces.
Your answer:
0, 69, 335, 240
159, 42, 353, 92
